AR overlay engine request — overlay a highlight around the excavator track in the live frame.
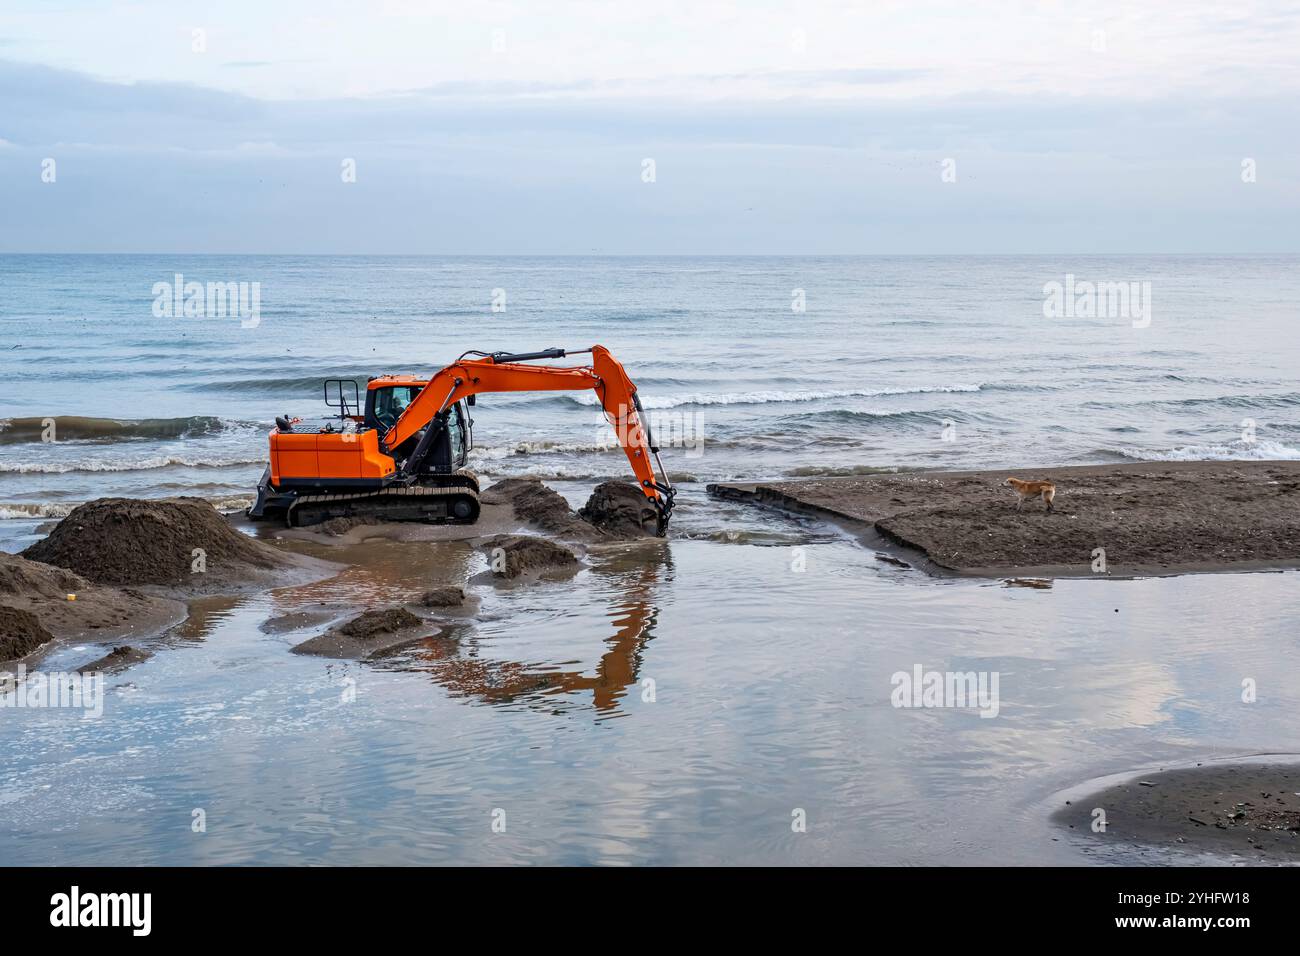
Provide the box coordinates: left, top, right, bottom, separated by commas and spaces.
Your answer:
285, 472, 480, 528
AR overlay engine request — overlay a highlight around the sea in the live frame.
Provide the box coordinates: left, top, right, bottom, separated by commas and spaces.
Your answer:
1, 255, 1298, 864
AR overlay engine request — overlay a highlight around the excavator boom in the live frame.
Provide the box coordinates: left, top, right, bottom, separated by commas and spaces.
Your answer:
386, 345, 673, 529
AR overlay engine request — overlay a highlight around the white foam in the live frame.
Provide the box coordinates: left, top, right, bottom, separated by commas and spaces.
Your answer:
469, 440, 616, 460
0, 455, 265, 475
1116, 439, 1300, 462
0, 495, 254, 520
0, 502, 76, 519
562, 384, 982, 409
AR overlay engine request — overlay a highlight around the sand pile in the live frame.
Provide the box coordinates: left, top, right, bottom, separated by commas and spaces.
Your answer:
23, 497, 310, 591
0, 549, 85, 596
579, 481, 660, 539
0, 606, 54, 661
481, 479, 602, 541
482, 534, 579, 580
291, 605, 430, 659
337, 607, 422, 638
77, 645, 152, 673
420, 586, 465, 608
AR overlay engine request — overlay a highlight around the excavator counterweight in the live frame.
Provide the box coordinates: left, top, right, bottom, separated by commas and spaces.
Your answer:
247, 345, 675, 534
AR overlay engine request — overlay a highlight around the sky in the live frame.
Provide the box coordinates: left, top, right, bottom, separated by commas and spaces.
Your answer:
0, 0, 1297, 253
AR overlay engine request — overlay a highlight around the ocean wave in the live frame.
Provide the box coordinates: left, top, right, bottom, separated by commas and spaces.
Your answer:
476, 463, 700, 483
777, 408, 972, 428
1083, 392, 1300, 412
0, 414, 252, 445
557, 384, 982, 410
1114, 440, 1300, 462
0, 502, 77, 519
0, 495, 254, 520
469, 440, 619, 460
0, 455, 265, 475
191, 375, 367, 394
782, 464, 899, 478
208, 495, 256, 512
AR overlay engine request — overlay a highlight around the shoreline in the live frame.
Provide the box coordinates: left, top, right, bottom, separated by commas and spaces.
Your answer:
709, 459, 1300, 578
1051, 757, 1300, 862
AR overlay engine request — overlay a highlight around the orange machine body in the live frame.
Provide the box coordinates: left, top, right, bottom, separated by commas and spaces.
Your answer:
267, 375, 432, 485
267, 426, 396, 486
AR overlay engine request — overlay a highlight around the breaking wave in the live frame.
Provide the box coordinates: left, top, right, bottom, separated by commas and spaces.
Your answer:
191, 375, 368, 395
0, 496, 254, 520
0, 502, 77, 519
1113, 440, 1300, 462
0, 415, 253, 445
782, 464, 899, 478
470, 440, 620, 460
0, 455, 265, 475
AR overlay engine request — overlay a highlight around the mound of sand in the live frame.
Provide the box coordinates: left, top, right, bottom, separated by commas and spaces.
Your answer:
77, 645, 152, 673
482, 534, 579, 580
579, 480, 660, 539
337, 607, 422, 638
291, 605, 430, 659
420, 586, 465, 608
481, 479, 603, 541
0, 606, 54, 661
0, 549, 84, 595
0, 552, 184, 656
23, 497, 323, 592
314, 516, 384, 537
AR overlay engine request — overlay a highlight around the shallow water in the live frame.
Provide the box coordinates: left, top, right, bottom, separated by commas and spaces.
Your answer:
2, 489, 1298, 865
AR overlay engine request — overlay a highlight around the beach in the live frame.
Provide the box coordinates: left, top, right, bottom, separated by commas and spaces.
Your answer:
710, 460, 1300, 577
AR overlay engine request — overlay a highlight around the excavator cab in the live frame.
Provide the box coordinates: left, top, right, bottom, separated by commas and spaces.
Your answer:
364, 378, 471, 474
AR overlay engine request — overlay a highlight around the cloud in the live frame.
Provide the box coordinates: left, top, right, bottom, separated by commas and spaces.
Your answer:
0, 56, 1296, 254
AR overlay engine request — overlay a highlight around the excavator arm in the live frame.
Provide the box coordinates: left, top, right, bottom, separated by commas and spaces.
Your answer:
383, 345, 675, 532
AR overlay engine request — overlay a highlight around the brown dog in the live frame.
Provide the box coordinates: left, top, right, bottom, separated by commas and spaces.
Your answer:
1006, 477, 1055, 513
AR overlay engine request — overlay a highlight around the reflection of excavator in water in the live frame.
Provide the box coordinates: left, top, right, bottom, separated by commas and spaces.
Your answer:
386, 551, 668, 715
248, 346, 675, 534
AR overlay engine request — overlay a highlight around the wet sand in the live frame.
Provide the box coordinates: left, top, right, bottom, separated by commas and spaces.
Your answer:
0, 552, 187, 665
1053, 761, 1300, 861
710, 460, 1300, 577
2, 498, 339, 667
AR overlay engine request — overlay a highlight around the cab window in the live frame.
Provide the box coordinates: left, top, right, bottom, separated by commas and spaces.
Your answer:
447, 403, 464, 463
375, 386, 419, 429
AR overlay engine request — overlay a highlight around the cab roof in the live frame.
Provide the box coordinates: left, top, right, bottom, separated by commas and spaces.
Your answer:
367, 375, 426, 389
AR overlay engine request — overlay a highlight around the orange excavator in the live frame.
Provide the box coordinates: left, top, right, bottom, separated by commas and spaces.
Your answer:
247, 346, 675, 533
